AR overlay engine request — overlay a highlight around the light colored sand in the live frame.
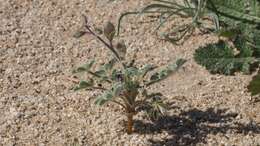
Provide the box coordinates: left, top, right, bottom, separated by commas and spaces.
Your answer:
0, 0, 259, 145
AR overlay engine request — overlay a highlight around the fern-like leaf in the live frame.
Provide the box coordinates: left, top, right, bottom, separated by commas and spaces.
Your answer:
248, 73, 260, 96
194, 41, 255, 75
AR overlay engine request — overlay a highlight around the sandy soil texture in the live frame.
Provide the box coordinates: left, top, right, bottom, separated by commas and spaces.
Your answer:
0, 0, 259, 145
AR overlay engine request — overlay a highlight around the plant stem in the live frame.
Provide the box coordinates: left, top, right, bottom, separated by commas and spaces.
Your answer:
87, 71, 112, 83
82, 16, 123, 64
81, 15, 128, 69
111, 100, 127, 109
126, 112, 134, 134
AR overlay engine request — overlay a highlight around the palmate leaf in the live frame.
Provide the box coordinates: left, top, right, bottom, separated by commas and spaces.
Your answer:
139, 64, 156, 78
124, 67, 139, 77
142, 93, 167, 120
122, 65, 156, 82
248, 73, 260, 96
95, 90, 113, 106
73, 60, 95, 73
147, 59, 186, 86
112, 83, 124, 97
93, 69, 109, 83
92, 58, 117, 83
94, 70, 107, 77
101, 58, 117, 71
194, 41, 255, 75
73, 79, 94, 91
151, 99, 167, 116
95, 83, 125, 106
111, 69, 122, 82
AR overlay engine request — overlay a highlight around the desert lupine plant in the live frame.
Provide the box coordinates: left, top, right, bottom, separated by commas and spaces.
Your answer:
72, 16, 186, 134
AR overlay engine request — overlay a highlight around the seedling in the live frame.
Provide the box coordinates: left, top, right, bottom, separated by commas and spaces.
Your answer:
72, 16, 186, 134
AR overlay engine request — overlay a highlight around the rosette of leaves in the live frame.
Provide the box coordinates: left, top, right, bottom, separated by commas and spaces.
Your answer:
117, 0, 219, 43
73, 16, 186, 134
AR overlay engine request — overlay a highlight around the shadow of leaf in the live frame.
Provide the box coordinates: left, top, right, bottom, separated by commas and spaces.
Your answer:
134, 107, 260, 146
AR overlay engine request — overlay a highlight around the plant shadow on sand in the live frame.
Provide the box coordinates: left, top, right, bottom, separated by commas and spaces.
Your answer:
134, 107, 260, 146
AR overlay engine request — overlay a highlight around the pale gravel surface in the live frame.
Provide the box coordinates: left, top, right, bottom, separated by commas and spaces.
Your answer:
0, 0, 260, 146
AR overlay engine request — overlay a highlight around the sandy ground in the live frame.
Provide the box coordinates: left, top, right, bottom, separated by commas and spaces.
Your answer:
0, 0, 259, 145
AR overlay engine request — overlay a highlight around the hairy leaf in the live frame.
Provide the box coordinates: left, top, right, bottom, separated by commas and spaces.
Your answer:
112, 83, 124, 97
73, 60, 95, 73
124, 67, 139, 77
94, 70, 109, 83
140, 64, 156, 78
147, 59, 186, 86
111, 69, 123, 82
95, 91, 113, 106
72, 18, 186, 134
73, 80, 94, 91
102, 58, 117, 71
94, 70, 107, 77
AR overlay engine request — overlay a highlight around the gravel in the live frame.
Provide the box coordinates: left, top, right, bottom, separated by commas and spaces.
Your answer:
0, 0, 259, 145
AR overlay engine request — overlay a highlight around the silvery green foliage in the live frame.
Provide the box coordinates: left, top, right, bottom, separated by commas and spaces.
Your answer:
73, 16, 186, 121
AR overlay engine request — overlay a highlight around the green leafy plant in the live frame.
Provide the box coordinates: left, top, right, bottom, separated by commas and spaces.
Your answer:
73, 16, 186, 134
194, 0, 260, 95
248, 72, 260, 96
194, 41, 256, 75
207, 0, 260, 25
207, 0, 260, 57
194, 39, 260, 95
117, 0, 219, 43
